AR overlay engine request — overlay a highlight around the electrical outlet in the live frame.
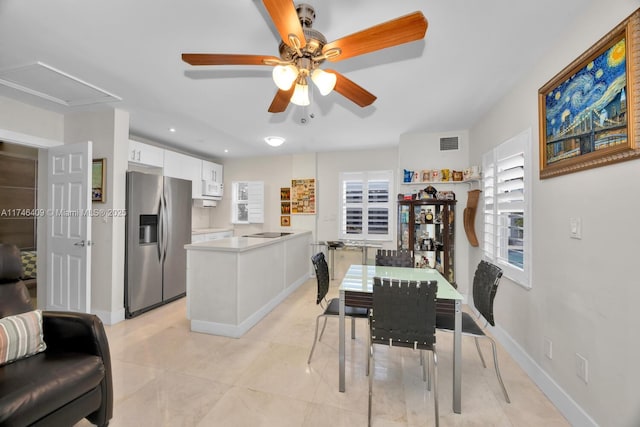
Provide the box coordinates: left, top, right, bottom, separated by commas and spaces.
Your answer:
569, 217, 582, 239
544, 337, 553, 360
576, 353, 588, 383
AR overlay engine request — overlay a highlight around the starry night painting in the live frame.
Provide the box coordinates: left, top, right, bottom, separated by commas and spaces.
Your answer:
541, 30, 629, 171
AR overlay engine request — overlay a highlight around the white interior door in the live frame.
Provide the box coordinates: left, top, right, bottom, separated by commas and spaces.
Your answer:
46, 141, 92, 313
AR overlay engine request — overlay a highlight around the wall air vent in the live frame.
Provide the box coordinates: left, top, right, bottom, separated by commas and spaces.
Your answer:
440, 136, 459, 151
0, 62, 122, 107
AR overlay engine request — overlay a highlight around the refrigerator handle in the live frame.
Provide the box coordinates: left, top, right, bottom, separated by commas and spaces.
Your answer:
162, 190, 169, 262
157, 197, 164, 264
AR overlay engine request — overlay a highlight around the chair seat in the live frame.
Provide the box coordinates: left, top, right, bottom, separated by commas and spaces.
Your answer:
436, 311, 486, 337
325, 298, 369, 317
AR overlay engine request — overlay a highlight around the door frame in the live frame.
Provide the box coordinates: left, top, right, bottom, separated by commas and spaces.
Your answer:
0, 128, 63, 308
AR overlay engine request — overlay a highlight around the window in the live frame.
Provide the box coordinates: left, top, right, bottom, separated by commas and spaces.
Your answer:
231, 181, 264, 224
482, 129, 531, 287
339, 170, 393, 241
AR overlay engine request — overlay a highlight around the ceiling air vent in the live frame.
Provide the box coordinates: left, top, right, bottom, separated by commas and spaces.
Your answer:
440, 136, 459, 151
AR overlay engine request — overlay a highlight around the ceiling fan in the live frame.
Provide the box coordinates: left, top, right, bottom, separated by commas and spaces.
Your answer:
181, 0, 428, 113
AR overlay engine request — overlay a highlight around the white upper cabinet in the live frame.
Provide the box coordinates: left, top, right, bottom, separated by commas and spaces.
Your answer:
128, 140, 164, 168
163, 150, 202, 198
201, 160, 223, 198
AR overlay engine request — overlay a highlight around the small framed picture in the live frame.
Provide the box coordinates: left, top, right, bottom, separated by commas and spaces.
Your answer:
92, 158, 106, 202
280, 216, 291, 227
281, 202, 291, 214
280, 187, 291, 200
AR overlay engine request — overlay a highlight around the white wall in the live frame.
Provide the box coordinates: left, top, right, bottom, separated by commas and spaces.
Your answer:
316, 147, 399, 248
211, 154, 316, 235
64, 109, 129, 324
469, 2, 639, 426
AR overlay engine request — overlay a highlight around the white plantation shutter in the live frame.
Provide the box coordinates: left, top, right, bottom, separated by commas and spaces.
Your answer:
483, 129, 531, 287
340, 171, 392, 240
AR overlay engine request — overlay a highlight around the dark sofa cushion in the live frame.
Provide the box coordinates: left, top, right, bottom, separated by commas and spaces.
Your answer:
0, 352, 105, 426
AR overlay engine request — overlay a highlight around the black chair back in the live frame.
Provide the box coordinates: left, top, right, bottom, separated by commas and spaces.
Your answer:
311, 252, 330, 305
375, 249, 414, 267
371, 277, 437, 347
472, 260, 503, 326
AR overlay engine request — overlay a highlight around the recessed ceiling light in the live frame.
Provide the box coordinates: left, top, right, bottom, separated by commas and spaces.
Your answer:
264, 136, 285, 147
169, 127, 176, 133
224, 149, 229, 153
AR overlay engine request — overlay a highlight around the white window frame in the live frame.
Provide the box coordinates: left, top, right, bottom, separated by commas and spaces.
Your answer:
231, 181, 264, 224
339, 170, 393, 241
482, 129, 531, 288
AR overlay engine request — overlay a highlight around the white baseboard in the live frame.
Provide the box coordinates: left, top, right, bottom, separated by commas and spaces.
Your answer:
491, 325, 598, 427
93, 307, 125, 325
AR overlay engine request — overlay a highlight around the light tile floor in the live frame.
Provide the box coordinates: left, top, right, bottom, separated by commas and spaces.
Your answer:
77, 255, 569, 427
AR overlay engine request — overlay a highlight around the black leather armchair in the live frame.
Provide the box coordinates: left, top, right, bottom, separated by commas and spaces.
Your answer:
0, 243, 113, 427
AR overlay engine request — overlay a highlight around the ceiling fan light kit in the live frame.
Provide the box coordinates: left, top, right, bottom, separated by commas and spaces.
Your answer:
181, 1, 427, 113
272, 64, 298, 90
290, 80, 310, 106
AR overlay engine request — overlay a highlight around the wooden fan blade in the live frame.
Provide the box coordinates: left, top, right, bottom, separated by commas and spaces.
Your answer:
181, 53, 281, 66
323, 11, 427, 62
327, 70, 377, 107
268, 85, 295, 113
263, 0, 306, 49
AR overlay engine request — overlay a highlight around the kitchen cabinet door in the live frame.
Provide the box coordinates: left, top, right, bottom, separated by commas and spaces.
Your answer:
164, 150, 202, 198
201, 160, 223, 198
129, 140, 164, 168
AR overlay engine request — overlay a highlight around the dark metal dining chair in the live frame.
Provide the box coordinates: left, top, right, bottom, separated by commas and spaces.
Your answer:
307, 252, 369, 364
369, 277, 439, 427
436, 259, 510, 403
374, 249, 414, 267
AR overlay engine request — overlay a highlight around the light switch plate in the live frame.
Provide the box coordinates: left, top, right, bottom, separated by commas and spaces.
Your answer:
569, 217, 581, 239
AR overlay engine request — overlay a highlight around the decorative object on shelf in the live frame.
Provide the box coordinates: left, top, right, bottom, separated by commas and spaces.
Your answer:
436, 190, 455, 200
421, 170, 431, 182
538, 9, 640, 179
425, 209, 434, 222
424, 185, 438, 198
403, 169, 413, 183
452, 170, 463, 181
463, 189, 481, 247
441, 169, 451, 181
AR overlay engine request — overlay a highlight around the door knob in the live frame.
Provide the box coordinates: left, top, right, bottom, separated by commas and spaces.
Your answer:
74, 240, 86, 247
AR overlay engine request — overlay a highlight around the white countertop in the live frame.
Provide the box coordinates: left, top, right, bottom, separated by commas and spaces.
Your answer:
185, 229, 311, 252
191, 227, 234, 235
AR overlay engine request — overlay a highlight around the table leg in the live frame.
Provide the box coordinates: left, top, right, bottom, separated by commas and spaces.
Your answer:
453, 299, 462, 413
330, 248, 335, 280
361, 246, 366, 264
339, 289, 346, 392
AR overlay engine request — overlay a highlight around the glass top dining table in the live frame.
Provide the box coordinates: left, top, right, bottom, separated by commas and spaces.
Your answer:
339, 264, 464, 414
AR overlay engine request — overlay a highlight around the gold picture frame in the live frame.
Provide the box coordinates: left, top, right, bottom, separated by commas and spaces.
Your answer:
280, 216, 290, 227
92, 158, 106, 202
538, 9, 640, 179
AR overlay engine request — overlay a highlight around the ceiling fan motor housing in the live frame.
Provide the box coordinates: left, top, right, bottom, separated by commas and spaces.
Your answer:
278, 3, 327, 66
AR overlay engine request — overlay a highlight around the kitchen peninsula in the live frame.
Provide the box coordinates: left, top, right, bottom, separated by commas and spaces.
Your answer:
185, 230, 312, 337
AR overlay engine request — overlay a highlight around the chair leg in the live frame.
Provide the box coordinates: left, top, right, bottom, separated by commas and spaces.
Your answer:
307, 315, 323, 364
351, 316, 356, 339
474, 336, 488, 368
486, 336, 511, 403
432, 349, 439, 427
318, 316, 329, 341
368, 341, 374, 427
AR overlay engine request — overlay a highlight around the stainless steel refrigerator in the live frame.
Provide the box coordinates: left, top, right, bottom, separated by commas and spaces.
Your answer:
125, 171, 192, 318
